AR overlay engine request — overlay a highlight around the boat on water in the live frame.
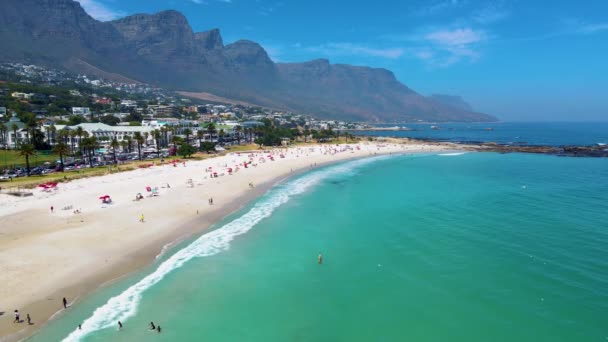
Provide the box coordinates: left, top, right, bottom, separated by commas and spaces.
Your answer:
431, 125, 440, 130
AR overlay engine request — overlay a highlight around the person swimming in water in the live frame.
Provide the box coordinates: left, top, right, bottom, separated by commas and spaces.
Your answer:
157, 325, 161, 333
118, 321, 123, 329
150, 322, 156, 330
318, 254, 323, 264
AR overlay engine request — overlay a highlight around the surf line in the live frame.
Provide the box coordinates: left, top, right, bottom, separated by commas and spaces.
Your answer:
62, 155, 392, 341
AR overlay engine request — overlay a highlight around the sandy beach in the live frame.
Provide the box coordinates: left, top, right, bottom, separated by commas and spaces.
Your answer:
0, 142, 451, 341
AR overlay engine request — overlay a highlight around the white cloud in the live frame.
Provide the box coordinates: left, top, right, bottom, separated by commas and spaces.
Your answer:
307, 43, 405, 59
75, 0, 123, 21
415, 0, 466, 16
473, 4, 509, 24
425, 28, 486, 46
578, 23, 608, 34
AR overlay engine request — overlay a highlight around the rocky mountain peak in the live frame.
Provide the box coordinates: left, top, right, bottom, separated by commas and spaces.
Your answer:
195, 28, 224, 51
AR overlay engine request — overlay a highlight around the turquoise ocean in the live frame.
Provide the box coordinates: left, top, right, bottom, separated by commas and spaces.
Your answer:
30, 152, 608, 341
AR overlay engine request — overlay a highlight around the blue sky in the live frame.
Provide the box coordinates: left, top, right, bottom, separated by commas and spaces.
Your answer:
77, 0, 608, 121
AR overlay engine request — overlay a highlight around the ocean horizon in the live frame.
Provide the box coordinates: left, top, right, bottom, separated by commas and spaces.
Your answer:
354, 122, 608, 147
29, 151, 608, 341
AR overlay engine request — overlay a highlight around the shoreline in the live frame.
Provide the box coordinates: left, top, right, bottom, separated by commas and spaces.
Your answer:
0, 142, 455, 341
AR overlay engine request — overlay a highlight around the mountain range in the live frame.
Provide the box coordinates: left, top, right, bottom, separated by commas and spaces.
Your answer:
0, 0, 496, 122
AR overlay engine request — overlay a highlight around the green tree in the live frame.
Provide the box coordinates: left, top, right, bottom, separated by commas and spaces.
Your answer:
183, 128, 192, 145
19, 143, 36, 176
110, 138, 120, 164
153, 130, 162, 157
75, 126, 85, 155
171, 135, 181, 150
200, 141, 216, 153
178, 144, 197, 158
218, 129, 225, 144
52, 142, 70, 171
206, 123, 217, 141
0, 123, 6, 148
100, 115, 120, 126
123, 136, 132, 153
81, 136, 98, 168
133, 132, 144, 161
235, 125, 242, 144
68, 115, 86, 126
196, 129, 204, 150
11, 123, 19, 149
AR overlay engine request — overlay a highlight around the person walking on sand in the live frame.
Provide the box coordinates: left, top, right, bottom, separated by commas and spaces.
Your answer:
50, 206, 54, 213
63, 297, 68, 309
27, 313, 32, 325
140, 214, 145, 223
13, 310, 20, 323
318, 254, 323, 265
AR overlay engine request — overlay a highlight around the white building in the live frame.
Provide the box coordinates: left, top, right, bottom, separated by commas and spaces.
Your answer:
72, 107, 91, 116
52, 123, 158, 147
1, 113, 28, 149
11, 92, 34, 100
120, 99, 138, 108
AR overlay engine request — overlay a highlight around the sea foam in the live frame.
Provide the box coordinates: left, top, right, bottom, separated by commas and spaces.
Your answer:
438, 152, 467, 156
62, 155, 388, 341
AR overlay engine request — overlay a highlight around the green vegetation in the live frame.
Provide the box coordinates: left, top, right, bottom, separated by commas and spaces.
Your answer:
0, 149, 58, 168
178, 144, 197, 158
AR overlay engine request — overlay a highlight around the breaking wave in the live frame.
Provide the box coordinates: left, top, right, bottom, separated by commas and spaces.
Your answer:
62, 155, 390, 341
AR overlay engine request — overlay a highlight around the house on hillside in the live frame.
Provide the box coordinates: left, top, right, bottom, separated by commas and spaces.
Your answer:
72, 107, 91, 116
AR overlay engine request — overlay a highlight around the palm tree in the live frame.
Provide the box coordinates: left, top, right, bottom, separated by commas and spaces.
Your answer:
303, 128, 311, 143
19, 143, 36, 176
206, 123, 217, 142
133, 132, 144, 161
0, 123, 6, 148
153, 130, 162, 157
181, 128, 191, 145
69, 130, 78, 153
235, 125, 242, 144
160, 126, 169, 147
248, 127, 255, 143
48, 124, 57, 146
218, 129, 225, 144
110, 138, 120, 164
120, 140, 129, 153
75, 126, 85, 155
53, 142, 70, 171
197, 129, 204, 150
123, 136, 132, 153
11, 123, 19, 149
81, 137, 97, 168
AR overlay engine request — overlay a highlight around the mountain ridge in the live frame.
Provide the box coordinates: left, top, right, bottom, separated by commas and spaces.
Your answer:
0, 0, 496, 122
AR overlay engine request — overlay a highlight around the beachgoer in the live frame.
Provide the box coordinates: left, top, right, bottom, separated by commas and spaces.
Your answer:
50, 206, 54, 213
27, 313, 31, 325
63, 297, 68, 309
118, 321, 123, 329
78, 324, 82, 330
157, 325, 161, 333
318, 254, 323, 265
150, 322, 156, 330
140, 214, 145, 223
14, 310, 20, 323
